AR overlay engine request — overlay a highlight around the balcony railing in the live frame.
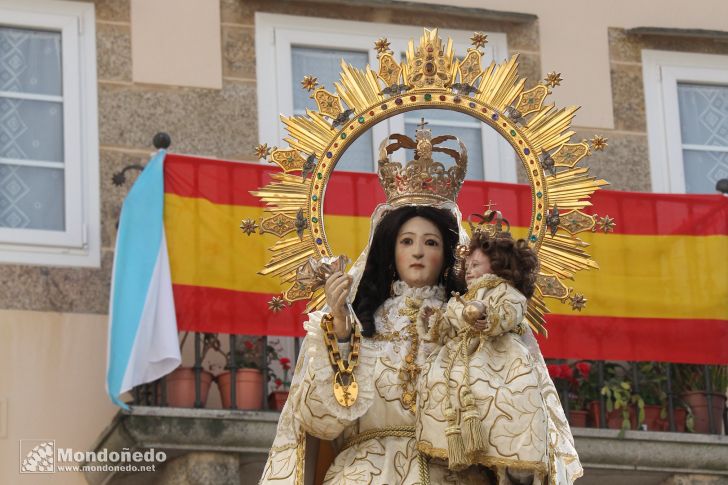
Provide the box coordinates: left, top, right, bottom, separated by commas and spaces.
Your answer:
130, 332, 728, 435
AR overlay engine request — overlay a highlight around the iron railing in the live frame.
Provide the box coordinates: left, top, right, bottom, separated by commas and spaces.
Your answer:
130, 332, 727, 435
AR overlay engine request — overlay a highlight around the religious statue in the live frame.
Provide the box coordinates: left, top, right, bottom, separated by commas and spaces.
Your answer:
251, 28, 607, 484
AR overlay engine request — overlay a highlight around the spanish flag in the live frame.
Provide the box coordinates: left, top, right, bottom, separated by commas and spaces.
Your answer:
163, 153, 728, 365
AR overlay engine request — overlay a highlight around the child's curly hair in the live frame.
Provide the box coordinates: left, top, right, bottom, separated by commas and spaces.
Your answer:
467, 231, 539, 298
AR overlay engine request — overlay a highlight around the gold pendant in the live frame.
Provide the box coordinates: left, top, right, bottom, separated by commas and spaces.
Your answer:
333, 371, 358, 407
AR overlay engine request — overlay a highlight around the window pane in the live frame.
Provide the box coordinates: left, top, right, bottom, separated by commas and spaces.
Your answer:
291, 46, 373, 172
682, 150, 728, 194
0, 98, 64, 162
677, 83, 728, 147
0, 27, 62, 96
404, 110, 484, 180
0, 164, 64, 230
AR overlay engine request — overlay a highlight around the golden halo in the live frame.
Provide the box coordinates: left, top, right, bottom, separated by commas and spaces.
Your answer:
251, 28, 607, 333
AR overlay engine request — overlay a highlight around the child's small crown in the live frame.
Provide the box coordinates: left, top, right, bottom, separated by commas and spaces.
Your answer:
468, 203, 511, 238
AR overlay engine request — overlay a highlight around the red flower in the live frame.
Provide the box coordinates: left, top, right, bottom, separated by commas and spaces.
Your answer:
547, 364, 562, 379
559, 363, 573, 379
275, 378, 283, 388
575, 361, 591, 378
279, 357, 291, 370
244, 341, 254, 350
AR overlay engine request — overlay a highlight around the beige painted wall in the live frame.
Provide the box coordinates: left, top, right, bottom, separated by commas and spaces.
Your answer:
0, 310, 117, 485
131, 0, 222, 89
407, 0, 728, 129
130, 0, 728, 126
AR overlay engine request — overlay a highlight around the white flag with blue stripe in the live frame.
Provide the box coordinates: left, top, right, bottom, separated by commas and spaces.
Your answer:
107, 149, 181, 408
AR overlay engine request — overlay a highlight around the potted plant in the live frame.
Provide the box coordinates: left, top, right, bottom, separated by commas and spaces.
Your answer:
674, 364, 727, 434
588, 363, 643, 433
637, 362, 687, 432
161, 332, 217, 408
217, 336, 265, 410
547, 361, 595, 428
266, 339, 292, 411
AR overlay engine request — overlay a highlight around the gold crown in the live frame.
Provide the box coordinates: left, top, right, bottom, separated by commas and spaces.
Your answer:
377, 118, 467, 206
468, 205, 511, 238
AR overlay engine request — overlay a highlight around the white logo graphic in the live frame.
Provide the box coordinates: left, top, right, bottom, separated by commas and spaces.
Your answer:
20, 440, 55, 473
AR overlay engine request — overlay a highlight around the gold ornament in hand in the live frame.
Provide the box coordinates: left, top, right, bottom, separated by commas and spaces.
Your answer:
462, 300, 487, 325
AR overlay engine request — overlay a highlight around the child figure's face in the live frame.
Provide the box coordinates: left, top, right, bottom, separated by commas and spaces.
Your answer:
465, 248, 492, 286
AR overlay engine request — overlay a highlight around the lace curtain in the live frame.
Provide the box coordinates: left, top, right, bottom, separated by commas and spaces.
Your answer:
0, 26, 65, 230
677, 83, 728, 194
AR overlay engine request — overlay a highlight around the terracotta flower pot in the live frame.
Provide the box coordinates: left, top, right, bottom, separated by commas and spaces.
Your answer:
268, 390, 290, 411
588, 401, 636, 430
658, 407, 687, 432
681, 392, 726, 434
217, 368, 264, 410
642, 404, 665, 431
162, 367, 213, 408
568, 410, 588, 428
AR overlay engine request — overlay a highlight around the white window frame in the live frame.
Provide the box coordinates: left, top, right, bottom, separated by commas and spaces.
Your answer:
643, 49, 728, 194
0, 0, 99, 267
255, 12, 516, 182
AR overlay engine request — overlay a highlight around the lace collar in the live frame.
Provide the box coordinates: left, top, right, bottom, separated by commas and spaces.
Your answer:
391, 280, 445, 301
467, 272, 504, 286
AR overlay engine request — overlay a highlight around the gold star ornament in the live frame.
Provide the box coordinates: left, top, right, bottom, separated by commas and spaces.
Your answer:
301, 75, 319, 92
268, 296, 286, 313
544, 71, 563, 88
590, 135, 608, 151
470, 32, 488, 49
596, 215, 616, 233
240, 219, 259, 236
253, 143, 271, 160
570, 293, 587, 311
374, 37, 391, 54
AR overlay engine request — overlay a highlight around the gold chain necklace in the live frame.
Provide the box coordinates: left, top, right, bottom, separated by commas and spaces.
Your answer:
321, 314, 362, 407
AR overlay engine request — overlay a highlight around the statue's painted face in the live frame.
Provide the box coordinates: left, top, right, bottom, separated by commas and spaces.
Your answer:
465, 248, 493, 286
394, 216, 444, 288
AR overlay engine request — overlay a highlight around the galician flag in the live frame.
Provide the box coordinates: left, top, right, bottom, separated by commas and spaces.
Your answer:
106, 149, 181, 408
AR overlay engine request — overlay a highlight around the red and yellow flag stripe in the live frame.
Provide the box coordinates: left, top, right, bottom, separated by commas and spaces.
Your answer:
163, 154, 728, 364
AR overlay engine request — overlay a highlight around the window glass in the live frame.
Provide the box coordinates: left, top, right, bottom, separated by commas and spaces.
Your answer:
291, 46, 373, 172
677, 83, 728, 193
0, 26, 65, 230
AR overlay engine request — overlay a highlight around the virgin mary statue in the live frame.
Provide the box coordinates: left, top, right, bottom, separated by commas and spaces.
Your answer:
258, 124, 582, 484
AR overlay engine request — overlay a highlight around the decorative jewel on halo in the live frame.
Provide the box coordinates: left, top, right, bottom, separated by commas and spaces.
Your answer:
544, 71, 563, 88
593, 214, 616, 233
504, 105, 523, 124
470, 32, 488, 49
541, 151, 557, 176
569, 293, 587, 311
240, 218, 259, 236
451, 83, 478, 96
301, 75, 319, 92
590, 135, 608, 151
331, 109, 355, 128
545, 205, 560, 237
294, 208, 308, 241
300, 154, 317, 180
254, 143, 271, 160
267, 296, 286, 313
374, 37, 391, 54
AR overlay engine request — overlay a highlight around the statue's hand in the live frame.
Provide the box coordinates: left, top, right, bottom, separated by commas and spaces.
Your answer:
324, 271, 353, 339
473, 314, 492, 333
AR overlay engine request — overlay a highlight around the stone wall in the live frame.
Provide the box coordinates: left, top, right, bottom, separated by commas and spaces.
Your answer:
2, 1, 727, 314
